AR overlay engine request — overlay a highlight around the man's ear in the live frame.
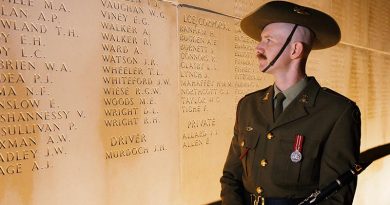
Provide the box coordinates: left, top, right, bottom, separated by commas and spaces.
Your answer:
290, 42, 304, 59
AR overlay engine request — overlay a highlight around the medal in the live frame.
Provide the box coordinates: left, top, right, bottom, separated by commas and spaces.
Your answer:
290, 134, 304, 163
290, 150, 302, 163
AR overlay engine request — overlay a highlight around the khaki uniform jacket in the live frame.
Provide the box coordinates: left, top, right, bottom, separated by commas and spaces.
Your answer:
221, 77, 361, 205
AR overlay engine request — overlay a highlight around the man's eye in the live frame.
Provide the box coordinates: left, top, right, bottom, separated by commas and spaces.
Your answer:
260, 37, 271, 44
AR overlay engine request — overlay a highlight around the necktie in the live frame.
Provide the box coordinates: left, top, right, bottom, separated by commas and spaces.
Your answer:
274, 92, 286, 121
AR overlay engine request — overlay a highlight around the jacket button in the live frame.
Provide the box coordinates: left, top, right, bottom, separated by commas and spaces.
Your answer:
266, 133, 274, 140
260, 159, 268, 167
240, 141, 245, 147
256, 186, 263, 194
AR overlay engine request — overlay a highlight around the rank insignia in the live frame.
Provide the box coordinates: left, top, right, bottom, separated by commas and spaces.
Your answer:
291, 134, 304, 163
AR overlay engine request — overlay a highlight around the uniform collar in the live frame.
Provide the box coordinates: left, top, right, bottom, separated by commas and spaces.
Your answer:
258, 76, 321, 130
260, 76, 320, 105
273, 77, 308, 108
296, 76, 320, 107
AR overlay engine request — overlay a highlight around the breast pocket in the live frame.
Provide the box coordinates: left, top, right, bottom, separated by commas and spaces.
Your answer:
238, 130, 260, 177
271, 137, 321, 187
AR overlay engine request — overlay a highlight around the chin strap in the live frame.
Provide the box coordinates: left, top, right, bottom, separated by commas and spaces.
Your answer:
262, 24, 299, 73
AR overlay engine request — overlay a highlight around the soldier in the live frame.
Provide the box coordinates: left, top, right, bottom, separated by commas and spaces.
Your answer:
220, 1, 361, 205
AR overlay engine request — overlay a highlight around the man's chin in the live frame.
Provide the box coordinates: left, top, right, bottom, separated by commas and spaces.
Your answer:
258, 61, 265, 68
259, 64, 269, 73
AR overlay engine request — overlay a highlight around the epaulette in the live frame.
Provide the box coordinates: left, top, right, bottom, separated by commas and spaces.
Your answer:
244, 86, 271, 97
321, 87, 354, 104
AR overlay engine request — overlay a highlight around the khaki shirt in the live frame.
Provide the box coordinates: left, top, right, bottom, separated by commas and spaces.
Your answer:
273, 77, 308, 109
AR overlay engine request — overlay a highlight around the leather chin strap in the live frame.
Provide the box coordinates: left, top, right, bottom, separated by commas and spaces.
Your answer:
262, 24, 299, 73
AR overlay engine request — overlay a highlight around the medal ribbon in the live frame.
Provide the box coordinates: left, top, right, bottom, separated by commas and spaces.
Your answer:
294, 134, 304, 152
240, 148, 249, 160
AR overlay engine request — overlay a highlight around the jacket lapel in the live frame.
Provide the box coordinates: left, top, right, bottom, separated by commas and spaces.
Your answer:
256, 86, 274, 127
269, 77, 321, 131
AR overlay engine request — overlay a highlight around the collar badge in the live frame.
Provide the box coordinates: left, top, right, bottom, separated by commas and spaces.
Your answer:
300, 94, 309, 103
263, 92, 270, 101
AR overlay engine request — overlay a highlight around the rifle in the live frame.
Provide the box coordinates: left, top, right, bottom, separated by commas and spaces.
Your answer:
299, 143, 390, 205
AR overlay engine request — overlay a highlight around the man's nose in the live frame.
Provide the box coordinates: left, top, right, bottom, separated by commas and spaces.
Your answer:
256, 43, 265, 54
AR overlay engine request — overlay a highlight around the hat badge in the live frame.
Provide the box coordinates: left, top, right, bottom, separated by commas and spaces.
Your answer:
294, 6, 311, 15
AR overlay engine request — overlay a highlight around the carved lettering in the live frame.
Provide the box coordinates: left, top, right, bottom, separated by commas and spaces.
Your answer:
0, 136, 37, 149
0, 99, 40, 109
101, 0, 143, 13
44, 1, 69, 12
0, 163, 22, 175
0, 6, 28, 18
110, 134, 146, 146
0, 123, 60, 136
0, 19, 48, 33
0, 73, 25, 83
104, 117, 139, 127
0, 59, 36, 70
103, 97, 134, 106
4, 0, 34, 7
105, 147, 149, 159
31, 160, 50, 171
104, 107, 139, 116
0, 149, 37, 162
102, 66, 143, 74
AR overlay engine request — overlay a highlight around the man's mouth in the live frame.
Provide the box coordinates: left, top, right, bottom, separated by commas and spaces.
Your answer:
257, 53, 267, 60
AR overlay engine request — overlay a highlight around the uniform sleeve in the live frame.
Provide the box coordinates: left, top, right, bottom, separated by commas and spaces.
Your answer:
220, 100, 245, 205
319, 103, 361, 205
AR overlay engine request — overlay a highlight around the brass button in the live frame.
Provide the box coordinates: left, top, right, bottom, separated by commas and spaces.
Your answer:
256, 186, 263, 194
260, 159, 268, 167
246, 126, 253, 131
240, 141, 245, 147
266, 133, 274, 140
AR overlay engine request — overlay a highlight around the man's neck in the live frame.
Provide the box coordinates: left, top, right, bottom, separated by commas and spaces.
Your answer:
273, 65, 306, 91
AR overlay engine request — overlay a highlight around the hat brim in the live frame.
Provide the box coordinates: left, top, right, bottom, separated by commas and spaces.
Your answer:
240, 1, 341, 50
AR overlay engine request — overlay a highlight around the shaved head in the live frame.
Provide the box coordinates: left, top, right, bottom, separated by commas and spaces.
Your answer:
262, 22, 314, 57
293, 24, 314, 55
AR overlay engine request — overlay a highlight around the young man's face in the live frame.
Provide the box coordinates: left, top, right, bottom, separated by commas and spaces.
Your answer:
255, 23, 295, 73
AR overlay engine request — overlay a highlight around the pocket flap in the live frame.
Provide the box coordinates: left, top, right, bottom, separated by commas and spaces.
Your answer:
240, 126, 260, 149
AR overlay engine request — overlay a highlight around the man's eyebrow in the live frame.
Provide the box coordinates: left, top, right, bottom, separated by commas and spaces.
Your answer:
261, 34, 273, 40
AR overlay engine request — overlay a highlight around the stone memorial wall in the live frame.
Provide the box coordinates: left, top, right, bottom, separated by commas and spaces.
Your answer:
0, 0, 389, 204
